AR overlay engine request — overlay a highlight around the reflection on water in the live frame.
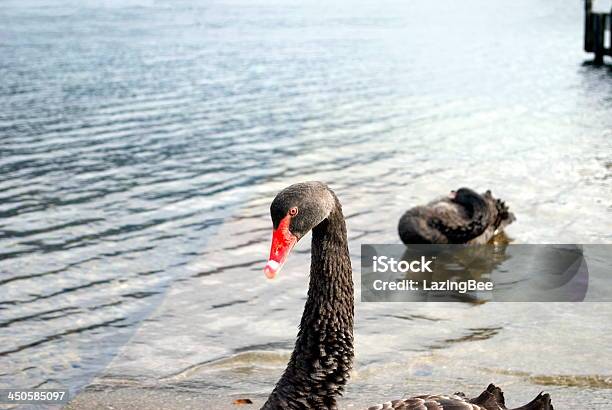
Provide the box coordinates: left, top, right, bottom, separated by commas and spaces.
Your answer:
0, 0, 611, 408
400, 241, 510, 303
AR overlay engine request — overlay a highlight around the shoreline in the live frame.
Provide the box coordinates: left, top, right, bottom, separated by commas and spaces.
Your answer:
65, 389, 267, 410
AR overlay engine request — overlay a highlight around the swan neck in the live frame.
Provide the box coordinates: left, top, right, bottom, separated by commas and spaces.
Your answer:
262, 197, 354, 410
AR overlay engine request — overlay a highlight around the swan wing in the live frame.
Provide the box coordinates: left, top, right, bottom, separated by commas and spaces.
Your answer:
365, 394, 489, 409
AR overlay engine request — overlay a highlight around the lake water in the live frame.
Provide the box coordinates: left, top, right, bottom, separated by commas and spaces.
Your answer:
1, 0, 611, 409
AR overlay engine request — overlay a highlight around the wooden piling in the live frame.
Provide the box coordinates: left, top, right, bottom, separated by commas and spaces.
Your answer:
594, 14, 605, 64
585, 0, 593, 52
584, 0, 611, 63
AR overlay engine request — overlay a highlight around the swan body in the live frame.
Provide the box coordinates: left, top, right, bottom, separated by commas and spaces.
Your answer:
398, 188, 515, 245
365, 385, 552, 409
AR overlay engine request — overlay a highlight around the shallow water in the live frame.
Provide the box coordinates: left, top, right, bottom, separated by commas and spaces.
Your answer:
1, 0, 611, 408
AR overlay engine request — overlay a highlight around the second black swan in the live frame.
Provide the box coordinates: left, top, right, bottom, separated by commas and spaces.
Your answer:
261, 181, 551, 410
398, 188, 515, 245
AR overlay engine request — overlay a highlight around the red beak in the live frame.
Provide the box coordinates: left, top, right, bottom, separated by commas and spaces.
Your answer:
264, 215, 297, 279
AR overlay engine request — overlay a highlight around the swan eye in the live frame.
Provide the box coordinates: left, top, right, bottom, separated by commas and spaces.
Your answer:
289, 207, 298, 216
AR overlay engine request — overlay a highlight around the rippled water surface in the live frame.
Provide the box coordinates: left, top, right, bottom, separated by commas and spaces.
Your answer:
1, 0, 611, 408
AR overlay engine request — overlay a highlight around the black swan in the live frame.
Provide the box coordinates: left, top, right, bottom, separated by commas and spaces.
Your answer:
262, 182, 552, 410
398, 188, 515, 245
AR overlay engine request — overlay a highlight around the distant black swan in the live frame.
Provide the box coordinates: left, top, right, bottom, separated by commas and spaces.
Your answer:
398, 188, 515, 245
261, 182, 551, 410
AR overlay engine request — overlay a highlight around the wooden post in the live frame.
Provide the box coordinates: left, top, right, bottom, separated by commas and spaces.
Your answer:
585, 1, 611, 62
593, 14, 605, 64
585, 0, 593, 52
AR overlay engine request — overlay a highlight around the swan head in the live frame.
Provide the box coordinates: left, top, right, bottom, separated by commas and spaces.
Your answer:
448, 187, 482, 205
264, 181, 335, 279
